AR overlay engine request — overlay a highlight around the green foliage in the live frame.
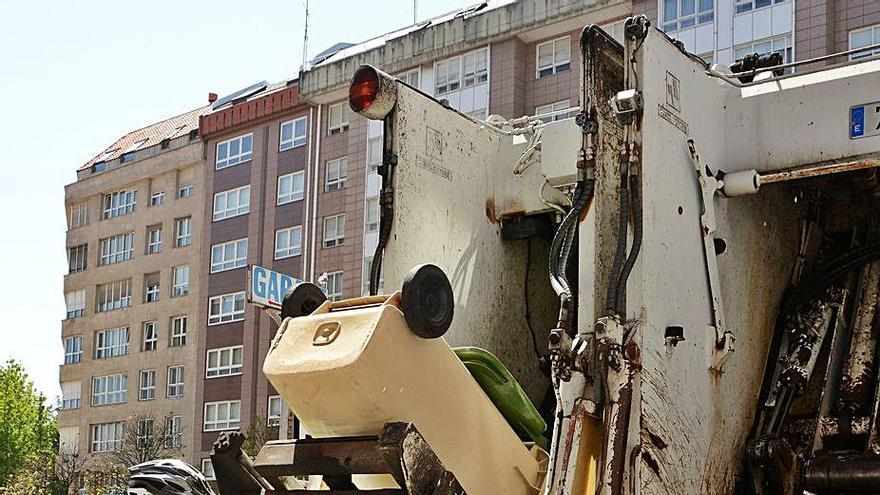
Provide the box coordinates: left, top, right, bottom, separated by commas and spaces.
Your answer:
0, 360, 57, 487
242, 415, 280, 458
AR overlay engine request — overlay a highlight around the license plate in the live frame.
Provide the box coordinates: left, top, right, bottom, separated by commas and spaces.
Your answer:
851, 102, 880, 139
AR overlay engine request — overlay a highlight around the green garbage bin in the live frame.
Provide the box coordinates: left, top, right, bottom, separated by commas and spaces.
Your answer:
454, 346, 548, 450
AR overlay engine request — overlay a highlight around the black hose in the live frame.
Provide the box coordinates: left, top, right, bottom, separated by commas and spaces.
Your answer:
549, 181, 585, 298
558, 179, 595, 298
615, 173, 642, 314
781, 240, 880, 314
369, 120, 397, 295
605, 158, 629, 313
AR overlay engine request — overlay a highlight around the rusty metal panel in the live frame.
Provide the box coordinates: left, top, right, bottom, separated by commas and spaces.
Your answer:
628, 29, 803, 494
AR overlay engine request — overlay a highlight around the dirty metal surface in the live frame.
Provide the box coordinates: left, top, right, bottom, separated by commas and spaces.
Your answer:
634, 30, 803, 494
759, 155, 880, 184
382, 85, 557, 401
253, 436, 388, 482
378, 423, 466, 495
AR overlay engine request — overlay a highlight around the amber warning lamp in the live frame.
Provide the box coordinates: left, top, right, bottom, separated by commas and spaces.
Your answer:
349, 65, 397, 120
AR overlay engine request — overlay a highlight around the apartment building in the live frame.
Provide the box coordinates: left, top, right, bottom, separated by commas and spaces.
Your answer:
194, 81, 312, 476
60, 107, 208, 464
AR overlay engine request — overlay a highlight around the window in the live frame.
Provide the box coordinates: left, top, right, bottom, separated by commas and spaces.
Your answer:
326, 271, 343, 301
68, 244, 87, 273
366, 197, 379, 233
328, 103, 349, 134
139, 369, 156, 400
171, 316, 187, 346
136, 418, 154, 448
99, 232, 134, 266
151, 191, 165, 206
147, 225, 163, 254
144, 272, 160, 303
735, 0, 785, 14
323, 214, 345, 248
536, 37, 571, 78
535, 100, 573, 122
325, 157, 347, 191
367, 136, 382, 173
96, 279, 132, 312
213, 185, 250, 221
95, 327, 129, 358
175, 217, 192, 247
91, 422, 124, 453
211, 238, 248, 272
275, 226, 303, 259
206, 346, 244, 378
178, 185, 194, 198
734, 35, 792, 64
91, 373, 127, 406
142, 321, 159, 351
277, 171, 305, 204
397, 69, 420, 88
167, 365, 184, 397
61, 381, 81, 410
64, 336, 83, 364
216, 134, 254, 169
851, 25, 880, 60
208, 292, 246, 325
661, 0, 713, 32
102, 190, 137, 219
201, 459, 216, 480
435, 56, 462, 95
204, 400, 241, 431
268, 395, 283, 427
280, 116, 308, 150
172, 265, 189, 297
164, 416, 183, 448
462, 49, 488, 88
69, 202, 88, 229
362, 256, 384, 295
65, 290, 86, 318
466, 108, 488, 120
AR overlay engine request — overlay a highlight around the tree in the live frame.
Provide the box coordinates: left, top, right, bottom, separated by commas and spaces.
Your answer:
0, 360, 57, 486
109, 413, 185, 468
242, 415, 279, 458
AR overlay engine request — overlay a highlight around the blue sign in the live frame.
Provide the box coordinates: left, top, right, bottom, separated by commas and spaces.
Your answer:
248, 265, 300, 309
851, 105, 865, 139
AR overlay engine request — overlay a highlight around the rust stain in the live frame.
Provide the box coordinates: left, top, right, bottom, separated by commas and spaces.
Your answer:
485, 198, 497, 224
624, 340, 642, 370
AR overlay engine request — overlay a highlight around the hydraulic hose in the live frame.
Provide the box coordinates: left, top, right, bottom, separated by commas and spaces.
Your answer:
781, 240, 880, 314
605, 157, 630, 313
369, 121, 397, 295
558, 179, 595, 297
549, 181, 585, 297
615, 173, 642, 314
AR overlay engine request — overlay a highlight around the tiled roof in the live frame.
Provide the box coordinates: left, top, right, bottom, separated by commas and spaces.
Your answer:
78, 105, 210, 171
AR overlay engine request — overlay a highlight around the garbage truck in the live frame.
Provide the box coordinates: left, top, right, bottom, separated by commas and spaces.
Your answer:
136, 17, 880, 495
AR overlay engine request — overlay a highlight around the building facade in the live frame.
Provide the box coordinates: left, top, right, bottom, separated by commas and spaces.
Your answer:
60, 106, 208, 464
194, 81, 312, 476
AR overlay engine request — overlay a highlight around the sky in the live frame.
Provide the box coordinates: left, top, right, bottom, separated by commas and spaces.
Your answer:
0, 0, 470, 402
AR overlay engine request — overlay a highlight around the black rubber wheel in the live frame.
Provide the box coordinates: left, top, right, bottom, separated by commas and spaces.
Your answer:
400, 264, 454, 338
281, 282, 327, 319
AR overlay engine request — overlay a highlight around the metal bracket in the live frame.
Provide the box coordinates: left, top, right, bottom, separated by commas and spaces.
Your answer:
687, 139, 734, 371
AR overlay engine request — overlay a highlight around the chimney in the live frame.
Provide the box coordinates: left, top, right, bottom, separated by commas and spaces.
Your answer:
208, 92, 218, 104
